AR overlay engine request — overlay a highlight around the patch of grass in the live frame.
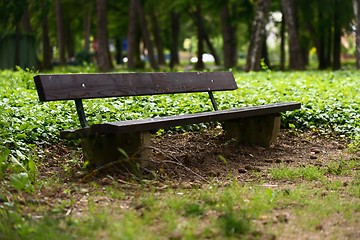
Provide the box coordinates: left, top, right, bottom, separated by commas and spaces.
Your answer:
0, 209, 80, 240
1, 172, 359, 239
218, 210, 250, 237
325, 159, 359, 176
270, 165, 325, 181
183, 203, 204, 217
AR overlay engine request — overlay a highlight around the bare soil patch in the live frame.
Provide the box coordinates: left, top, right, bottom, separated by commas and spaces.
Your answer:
36, 128, 354, 185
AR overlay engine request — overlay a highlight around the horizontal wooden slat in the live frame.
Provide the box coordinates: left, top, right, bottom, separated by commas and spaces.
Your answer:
61, 102, 301, 138
34, 72, 237, 101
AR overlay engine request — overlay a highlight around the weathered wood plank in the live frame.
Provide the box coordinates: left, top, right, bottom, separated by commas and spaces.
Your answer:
34, 72, 237, 101
61, 102, 301, 138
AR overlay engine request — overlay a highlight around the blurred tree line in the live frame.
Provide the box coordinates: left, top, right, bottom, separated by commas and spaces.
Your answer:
0, 0, 358, 71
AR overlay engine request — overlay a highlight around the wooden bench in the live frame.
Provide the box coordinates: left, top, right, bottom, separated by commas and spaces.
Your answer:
34, 72, 301, 167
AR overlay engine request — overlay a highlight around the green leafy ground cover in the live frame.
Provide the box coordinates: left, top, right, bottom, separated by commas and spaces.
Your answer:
0, 68, 359, 189
0, 68, 359, 239
1, 68, 359, 146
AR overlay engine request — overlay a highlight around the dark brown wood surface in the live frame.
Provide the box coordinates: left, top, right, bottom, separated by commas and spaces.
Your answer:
62, 102, 301, 138
34, 72, 237, 101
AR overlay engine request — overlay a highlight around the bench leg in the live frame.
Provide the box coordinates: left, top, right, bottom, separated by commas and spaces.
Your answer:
80, 131, 151, 168
222, 114, 281, 147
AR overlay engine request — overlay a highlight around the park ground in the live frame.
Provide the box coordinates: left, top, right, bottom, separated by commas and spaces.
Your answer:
0, 69, 359, 239
1, 127, 359, 240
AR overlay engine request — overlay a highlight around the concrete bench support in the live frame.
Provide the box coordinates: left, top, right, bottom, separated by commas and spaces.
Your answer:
80, 131, 151, 167
223, 114, 281, 147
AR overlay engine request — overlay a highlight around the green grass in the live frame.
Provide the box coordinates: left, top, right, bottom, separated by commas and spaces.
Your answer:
270, 159, 360, 182
1, 173, 359, 239
0, 182, 273, 239
270, 165, 325, 181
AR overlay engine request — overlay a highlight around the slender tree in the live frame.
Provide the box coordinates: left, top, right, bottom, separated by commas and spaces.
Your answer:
353, 0, 360, 69
83, 0, 92, 53
22, 5, 32, 33
221, 3, 237, 68
245, 0, 271, 71
55, 0, 66, 65
127, 0, 141, 68
149, 6, 166, 65
96, 0, 113, 71
170, 11, 180, 69
40, 0, 52, 69
261, 35, 270, 68
193, 4, 205, 70
65, 24, 75, 59
280, 11, 286, 70
136, 0, 159, 70
191, 4, 220, 67
332, 0, 341, 70
282, 0, 305, 70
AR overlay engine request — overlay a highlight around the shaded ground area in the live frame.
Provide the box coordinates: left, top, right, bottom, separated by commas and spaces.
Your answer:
2, 128, 359, 239
38, 127, 354, 184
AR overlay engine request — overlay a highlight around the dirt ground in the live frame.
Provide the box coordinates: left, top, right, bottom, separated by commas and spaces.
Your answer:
6, 127, 358, 239
34, 127, 358, 201
39, 127, 355, 183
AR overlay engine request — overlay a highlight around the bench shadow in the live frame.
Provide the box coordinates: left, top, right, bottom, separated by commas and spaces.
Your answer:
39, 128, 318, 186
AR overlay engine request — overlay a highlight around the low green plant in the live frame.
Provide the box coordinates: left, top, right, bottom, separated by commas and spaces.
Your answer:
326, 159, 359, 176
1, 68, 359, 192
218, 210, 250, 236
0, 147, 36, 193
270, 165, 325, 181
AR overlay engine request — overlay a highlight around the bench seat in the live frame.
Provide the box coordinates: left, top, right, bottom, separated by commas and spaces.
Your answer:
62, 102, 300, 138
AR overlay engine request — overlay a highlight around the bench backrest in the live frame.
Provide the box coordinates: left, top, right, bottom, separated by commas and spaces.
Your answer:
34, 72, 237, 101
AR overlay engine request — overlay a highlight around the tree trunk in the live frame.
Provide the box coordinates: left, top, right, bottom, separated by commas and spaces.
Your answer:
22, 6, 32, 33
354, 0, 360, 69
193, 5, 220, 66
55, 0, 66, 65
318, 31, 327, 69
115, 38, 123, 64
40, 0, 52, 70
170, 11, 180, 69
333, 0, 341, 70
127, 0, 139, 68
14, 23, 20, 69
194, 4, 204, 70
136, 0, 159, 70
281, 0, 304, 70
304, 21, 324, 69
326, 24, 332, 68
41, 11, 52, 69
317, 7, 332, 70
245, 0, 271, 72
280, 11, 285, 70
96, 0, 113, 71
65, 24, 75, 59
150, 10, 166, 65
203, 32, 220, 66
221, 4, 237, 68
261, 36, 270, 68
83, 0, 92, 53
